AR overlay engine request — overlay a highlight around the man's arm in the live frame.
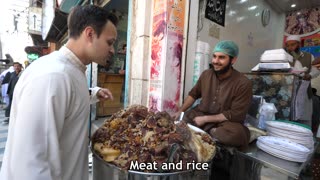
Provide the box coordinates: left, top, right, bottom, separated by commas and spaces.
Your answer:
172, 96, 196, 120
180, 96, 196, 112
173, 71, 205, 119
309, 55, 320, 79
314, 63, 320, 69
194, 113, 227, 127
89, 87, 114, 104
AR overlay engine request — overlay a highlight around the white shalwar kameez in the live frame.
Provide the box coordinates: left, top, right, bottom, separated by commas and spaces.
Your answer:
292, 55, 320, 127
0, 46, 100, 180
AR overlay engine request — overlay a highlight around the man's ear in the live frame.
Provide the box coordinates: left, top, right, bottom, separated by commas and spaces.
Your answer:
231, 57, 238, 65
83, 26, 95, 42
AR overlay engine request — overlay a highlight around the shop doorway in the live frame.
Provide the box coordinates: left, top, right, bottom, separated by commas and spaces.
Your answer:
96, 0, 129, 117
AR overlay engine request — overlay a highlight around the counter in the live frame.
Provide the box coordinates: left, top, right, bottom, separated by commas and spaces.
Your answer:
230, 141, 316, 180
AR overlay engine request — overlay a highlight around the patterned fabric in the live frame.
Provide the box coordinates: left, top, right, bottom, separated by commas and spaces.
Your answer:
245, 73, 299, 120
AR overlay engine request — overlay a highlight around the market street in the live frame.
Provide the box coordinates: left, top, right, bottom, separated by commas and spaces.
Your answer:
0, 107, 8, 167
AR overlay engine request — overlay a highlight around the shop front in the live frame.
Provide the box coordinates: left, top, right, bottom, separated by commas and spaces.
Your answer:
123, 0, 320, 179
30, 0, 320, 179
96, 0, 320, 179
182, 1, 320, 179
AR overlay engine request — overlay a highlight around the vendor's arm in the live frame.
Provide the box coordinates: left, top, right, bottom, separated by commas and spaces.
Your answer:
179, 96, 196, 112
173, 73, 203, 119
89, 86, 114, 104
173, 96, 196, 120
194, 113, 227, 126
310, 66, 320, 78
309, 55, 320, 79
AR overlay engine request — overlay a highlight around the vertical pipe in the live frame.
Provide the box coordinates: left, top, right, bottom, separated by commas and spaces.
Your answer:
88, 0, 93, 140
88, 64, 93, 139
124, 0, 132, 108
184, 0, 199, 99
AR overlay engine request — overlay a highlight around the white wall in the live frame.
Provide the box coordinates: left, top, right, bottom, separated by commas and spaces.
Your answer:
184, 0, 286, 97
199, 0, 285, 72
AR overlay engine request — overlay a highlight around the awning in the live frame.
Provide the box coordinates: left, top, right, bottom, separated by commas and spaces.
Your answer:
42, 8, 68, 42
30, 34, 48, 47
59, 0, 83, 13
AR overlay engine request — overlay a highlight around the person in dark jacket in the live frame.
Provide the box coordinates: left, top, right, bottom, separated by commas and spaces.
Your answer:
0, 66, 14, 107
4, 62, 22, 123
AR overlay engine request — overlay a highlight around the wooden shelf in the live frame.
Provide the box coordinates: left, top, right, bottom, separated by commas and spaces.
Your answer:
97, 73, 124, 116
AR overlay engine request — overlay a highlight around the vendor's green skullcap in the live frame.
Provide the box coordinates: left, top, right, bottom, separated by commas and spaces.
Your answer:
212, 40, 239, 57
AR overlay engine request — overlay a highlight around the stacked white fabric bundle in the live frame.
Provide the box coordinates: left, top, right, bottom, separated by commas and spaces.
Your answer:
252, 49, 293, 71
260, 49, 293, 63
257, 136, 311, 162
265, 120, 314, 150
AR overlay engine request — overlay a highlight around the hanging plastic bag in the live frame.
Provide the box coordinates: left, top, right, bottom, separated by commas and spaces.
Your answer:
257, 100, 278, 130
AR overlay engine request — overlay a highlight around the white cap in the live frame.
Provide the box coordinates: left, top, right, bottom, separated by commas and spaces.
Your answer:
286, 35, 301, 42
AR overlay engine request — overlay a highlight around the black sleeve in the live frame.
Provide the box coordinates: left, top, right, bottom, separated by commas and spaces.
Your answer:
2, 72, 12, 84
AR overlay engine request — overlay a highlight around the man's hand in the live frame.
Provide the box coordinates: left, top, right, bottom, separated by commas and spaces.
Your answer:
118, 70, 125, 75
193, 116, 207, 127
314, 63, 320, 69
303, 73, 311, 80
97, 88, 114, 101
172, 110, 182, 121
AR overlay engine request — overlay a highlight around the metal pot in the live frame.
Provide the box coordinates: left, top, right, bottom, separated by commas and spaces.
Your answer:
91, 150, 212, 180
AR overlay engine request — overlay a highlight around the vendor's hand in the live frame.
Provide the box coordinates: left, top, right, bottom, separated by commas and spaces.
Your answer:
119, 70, 125, 75
303, 73, 311, 80
97, 88, 114, 101
313, 63, 320, 69
193, 116, 207, 127
172, 110, 182, 121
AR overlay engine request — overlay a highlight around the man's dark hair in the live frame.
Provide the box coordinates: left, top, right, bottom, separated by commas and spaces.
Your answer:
68, 5, 118, 39
13, 62, 22, 67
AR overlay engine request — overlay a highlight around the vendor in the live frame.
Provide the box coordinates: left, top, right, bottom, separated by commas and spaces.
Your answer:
285, 35, 320, 80
285, 35, 320, 126
174, 40, 252, 149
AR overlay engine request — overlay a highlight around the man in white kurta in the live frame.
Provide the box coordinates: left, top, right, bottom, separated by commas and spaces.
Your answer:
0, 5, 117, 180
285, 35, 320, 126
0, 47, 91, 180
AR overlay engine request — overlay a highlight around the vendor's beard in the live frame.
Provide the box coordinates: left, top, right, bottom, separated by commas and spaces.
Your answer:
213, 61, 233, 75
288, 47, 300, 59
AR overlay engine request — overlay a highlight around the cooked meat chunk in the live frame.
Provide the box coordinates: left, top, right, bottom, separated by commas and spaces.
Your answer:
92, 105, 215, 172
